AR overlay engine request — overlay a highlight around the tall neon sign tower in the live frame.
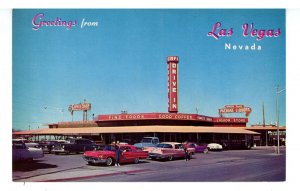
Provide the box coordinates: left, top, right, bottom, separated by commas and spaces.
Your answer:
167, 56, 179, 113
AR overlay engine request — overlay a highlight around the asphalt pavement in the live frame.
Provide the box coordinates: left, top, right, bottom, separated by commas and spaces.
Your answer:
12, 146, 286, 182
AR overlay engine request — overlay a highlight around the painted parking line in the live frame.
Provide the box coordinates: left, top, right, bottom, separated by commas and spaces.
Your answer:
38, 169, 152, 182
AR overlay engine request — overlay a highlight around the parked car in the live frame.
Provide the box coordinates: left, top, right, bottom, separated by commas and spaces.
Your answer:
36, 140, 66, 153
120, 139, 136, 145
148, 142, 192, 161
12, 140, 44, 162
134, 137, 160, 150
186, 142, 209, 154
83, 144, 148, 166
52, 138, 98, 154
207, 143, 223, 151
13, 138, 39, 148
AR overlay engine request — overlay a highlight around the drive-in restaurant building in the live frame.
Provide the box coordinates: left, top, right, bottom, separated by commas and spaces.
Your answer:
13, 56, 286, 148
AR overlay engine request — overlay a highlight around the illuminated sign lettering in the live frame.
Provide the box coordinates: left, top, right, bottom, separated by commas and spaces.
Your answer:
69, 102, 91, 111
218, 104, 252, 117
97, 113, 248, 124
167, 56, 179, 113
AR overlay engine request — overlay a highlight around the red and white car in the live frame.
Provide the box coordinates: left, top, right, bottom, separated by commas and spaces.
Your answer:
83, 144, 148, 166
148, 142, 193, 161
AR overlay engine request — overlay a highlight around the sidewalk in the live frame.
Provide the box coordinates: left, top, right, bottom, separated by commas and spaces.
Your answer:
14, 166, 151, 182
252, 146, 286, 154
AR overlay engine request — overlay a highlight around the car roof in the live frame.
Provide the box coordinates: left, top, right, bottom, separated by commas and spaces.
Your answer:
13, 138, 27, 141
142, 137, 158, 139
160, 142, 182, 145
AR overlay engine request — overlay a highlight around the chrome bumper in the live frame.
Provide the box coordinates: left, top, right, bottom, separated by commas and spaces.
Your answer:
148, 153, 166, 159
52, 148, 66, 153
83, 156, 107, 164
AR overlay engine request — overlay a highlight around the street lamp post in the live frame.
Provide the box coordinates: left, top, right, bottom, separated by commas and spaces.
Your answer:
276, 85, 285, 154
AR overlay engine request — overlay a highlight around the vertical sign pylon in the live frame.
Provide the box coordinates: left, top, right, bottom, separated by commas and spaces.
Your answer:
167, 56, 179, 113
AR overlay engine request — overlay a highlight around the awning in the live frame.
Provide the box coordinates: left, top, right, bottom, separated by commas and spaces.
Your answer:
13, 125, 260, 135
246, 126, 286, 131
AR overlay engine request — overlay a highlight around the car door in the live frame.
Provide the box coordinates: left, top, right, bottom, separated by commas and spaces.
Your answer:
175, 144, 185, 157
120, 146, 134, 163
81, 140, 90, 151
73, 140, 81, 152
162, 144, 173, 155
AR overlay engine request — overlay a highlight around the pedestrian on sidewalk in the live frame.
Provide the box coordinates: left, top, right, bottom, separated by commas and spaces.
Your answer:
183, 142, 190, 161
115, 141, 121, 166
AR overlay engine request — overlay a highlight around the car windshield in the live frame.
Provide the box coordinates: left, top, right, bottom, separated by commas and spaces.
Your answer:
103, 145, 116, 151
189, 143, 197, 147
13, 141, 26, 149
141, 138, 153, 143
156, 143, 172, 148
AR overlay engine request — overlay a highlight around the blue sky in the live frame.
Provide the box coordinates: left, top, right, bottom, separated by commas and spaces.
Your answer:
13, 9, 286, 130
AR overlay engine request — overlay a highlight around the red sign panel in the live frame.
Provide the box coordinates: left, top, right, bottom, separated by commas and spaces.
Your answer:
96, 113, 247, 124
69, 103, 91, 111
167, 56, 179, 113
212, 117, 248, 123
218, 104, 252, 117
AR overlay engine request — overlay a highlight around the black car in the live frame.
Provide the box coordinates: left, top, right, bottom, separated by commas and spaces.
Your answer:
52, 138, 98, 154
36, 140, 66, 153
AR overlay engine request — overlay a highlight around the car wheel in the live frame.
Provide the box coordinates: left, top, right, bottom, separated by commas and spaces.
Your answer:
203, 148, 209, 154
88, 162, 94, 166
168, 155, 173, 161
134, 158, 139, 164
247, 144, 251, 149
27, 158, 34, 162
106, 157, 113, 166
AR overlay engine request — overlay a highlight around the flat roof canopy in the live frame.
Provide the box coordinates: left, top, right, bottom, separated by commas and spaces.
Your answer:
246, 126, 286, 131
13, 126, 260, 135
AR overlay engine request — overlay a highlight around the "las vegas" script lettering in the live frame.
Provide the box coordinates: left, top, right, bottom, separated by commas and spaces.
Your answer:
207, 22, 281, 41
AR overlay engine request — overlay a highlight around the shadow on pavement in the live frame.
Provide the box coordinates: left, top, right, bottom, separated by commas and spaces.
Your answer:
13, 160, 58, 172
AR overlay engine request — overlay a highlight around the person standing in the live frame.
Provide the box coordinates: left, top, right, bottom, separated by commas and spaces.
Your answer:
115, 141, 121, 166
184, 142, 190, 161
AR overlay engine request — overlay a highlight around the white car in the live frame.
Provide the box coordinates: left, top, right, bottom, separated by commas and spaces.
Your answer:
207, 143, 223, 151
13, 140, 44, 162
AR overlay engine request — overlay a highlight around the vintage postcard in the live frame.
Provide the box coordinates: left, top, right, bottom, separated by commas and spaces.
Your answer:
12, 9, 285, 184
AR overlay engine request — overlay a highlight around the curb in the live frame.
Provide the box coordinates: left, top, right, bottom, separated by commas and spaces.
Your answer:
36, 169, 151, 182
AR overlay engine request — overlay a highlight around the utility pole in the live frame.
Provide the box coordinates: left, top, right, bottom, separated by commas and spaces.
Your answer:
262, 101, 265, 127
262, 101, 268, 146
276, 85, 285, 154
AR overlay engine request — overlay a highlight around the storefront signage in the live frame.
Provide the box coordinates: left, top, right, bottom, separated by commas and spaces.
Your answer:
68, 102, 91, 111
218, 104, 252, 117
97, 113, 247, 123
167, 56, 179, 113
213, 117, 248, 123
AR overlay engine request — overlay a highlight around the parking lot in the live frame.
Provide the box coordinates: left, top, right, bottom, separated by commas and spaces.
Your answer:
12, 146, 286, 182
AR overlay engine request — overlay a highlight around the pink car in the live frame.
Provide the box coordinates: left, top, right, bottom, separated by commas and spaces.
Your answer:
148, 142, 193, 161
186, 142, 209, 153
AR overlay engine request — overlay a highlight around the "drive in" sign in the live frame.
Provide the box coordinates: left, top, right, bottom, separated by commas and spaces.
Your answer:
167, 56, 179, 113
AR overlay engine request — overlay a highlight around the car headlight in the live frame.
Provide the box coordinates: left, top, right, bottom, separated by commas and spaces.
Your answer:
97, 155, 103, 158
